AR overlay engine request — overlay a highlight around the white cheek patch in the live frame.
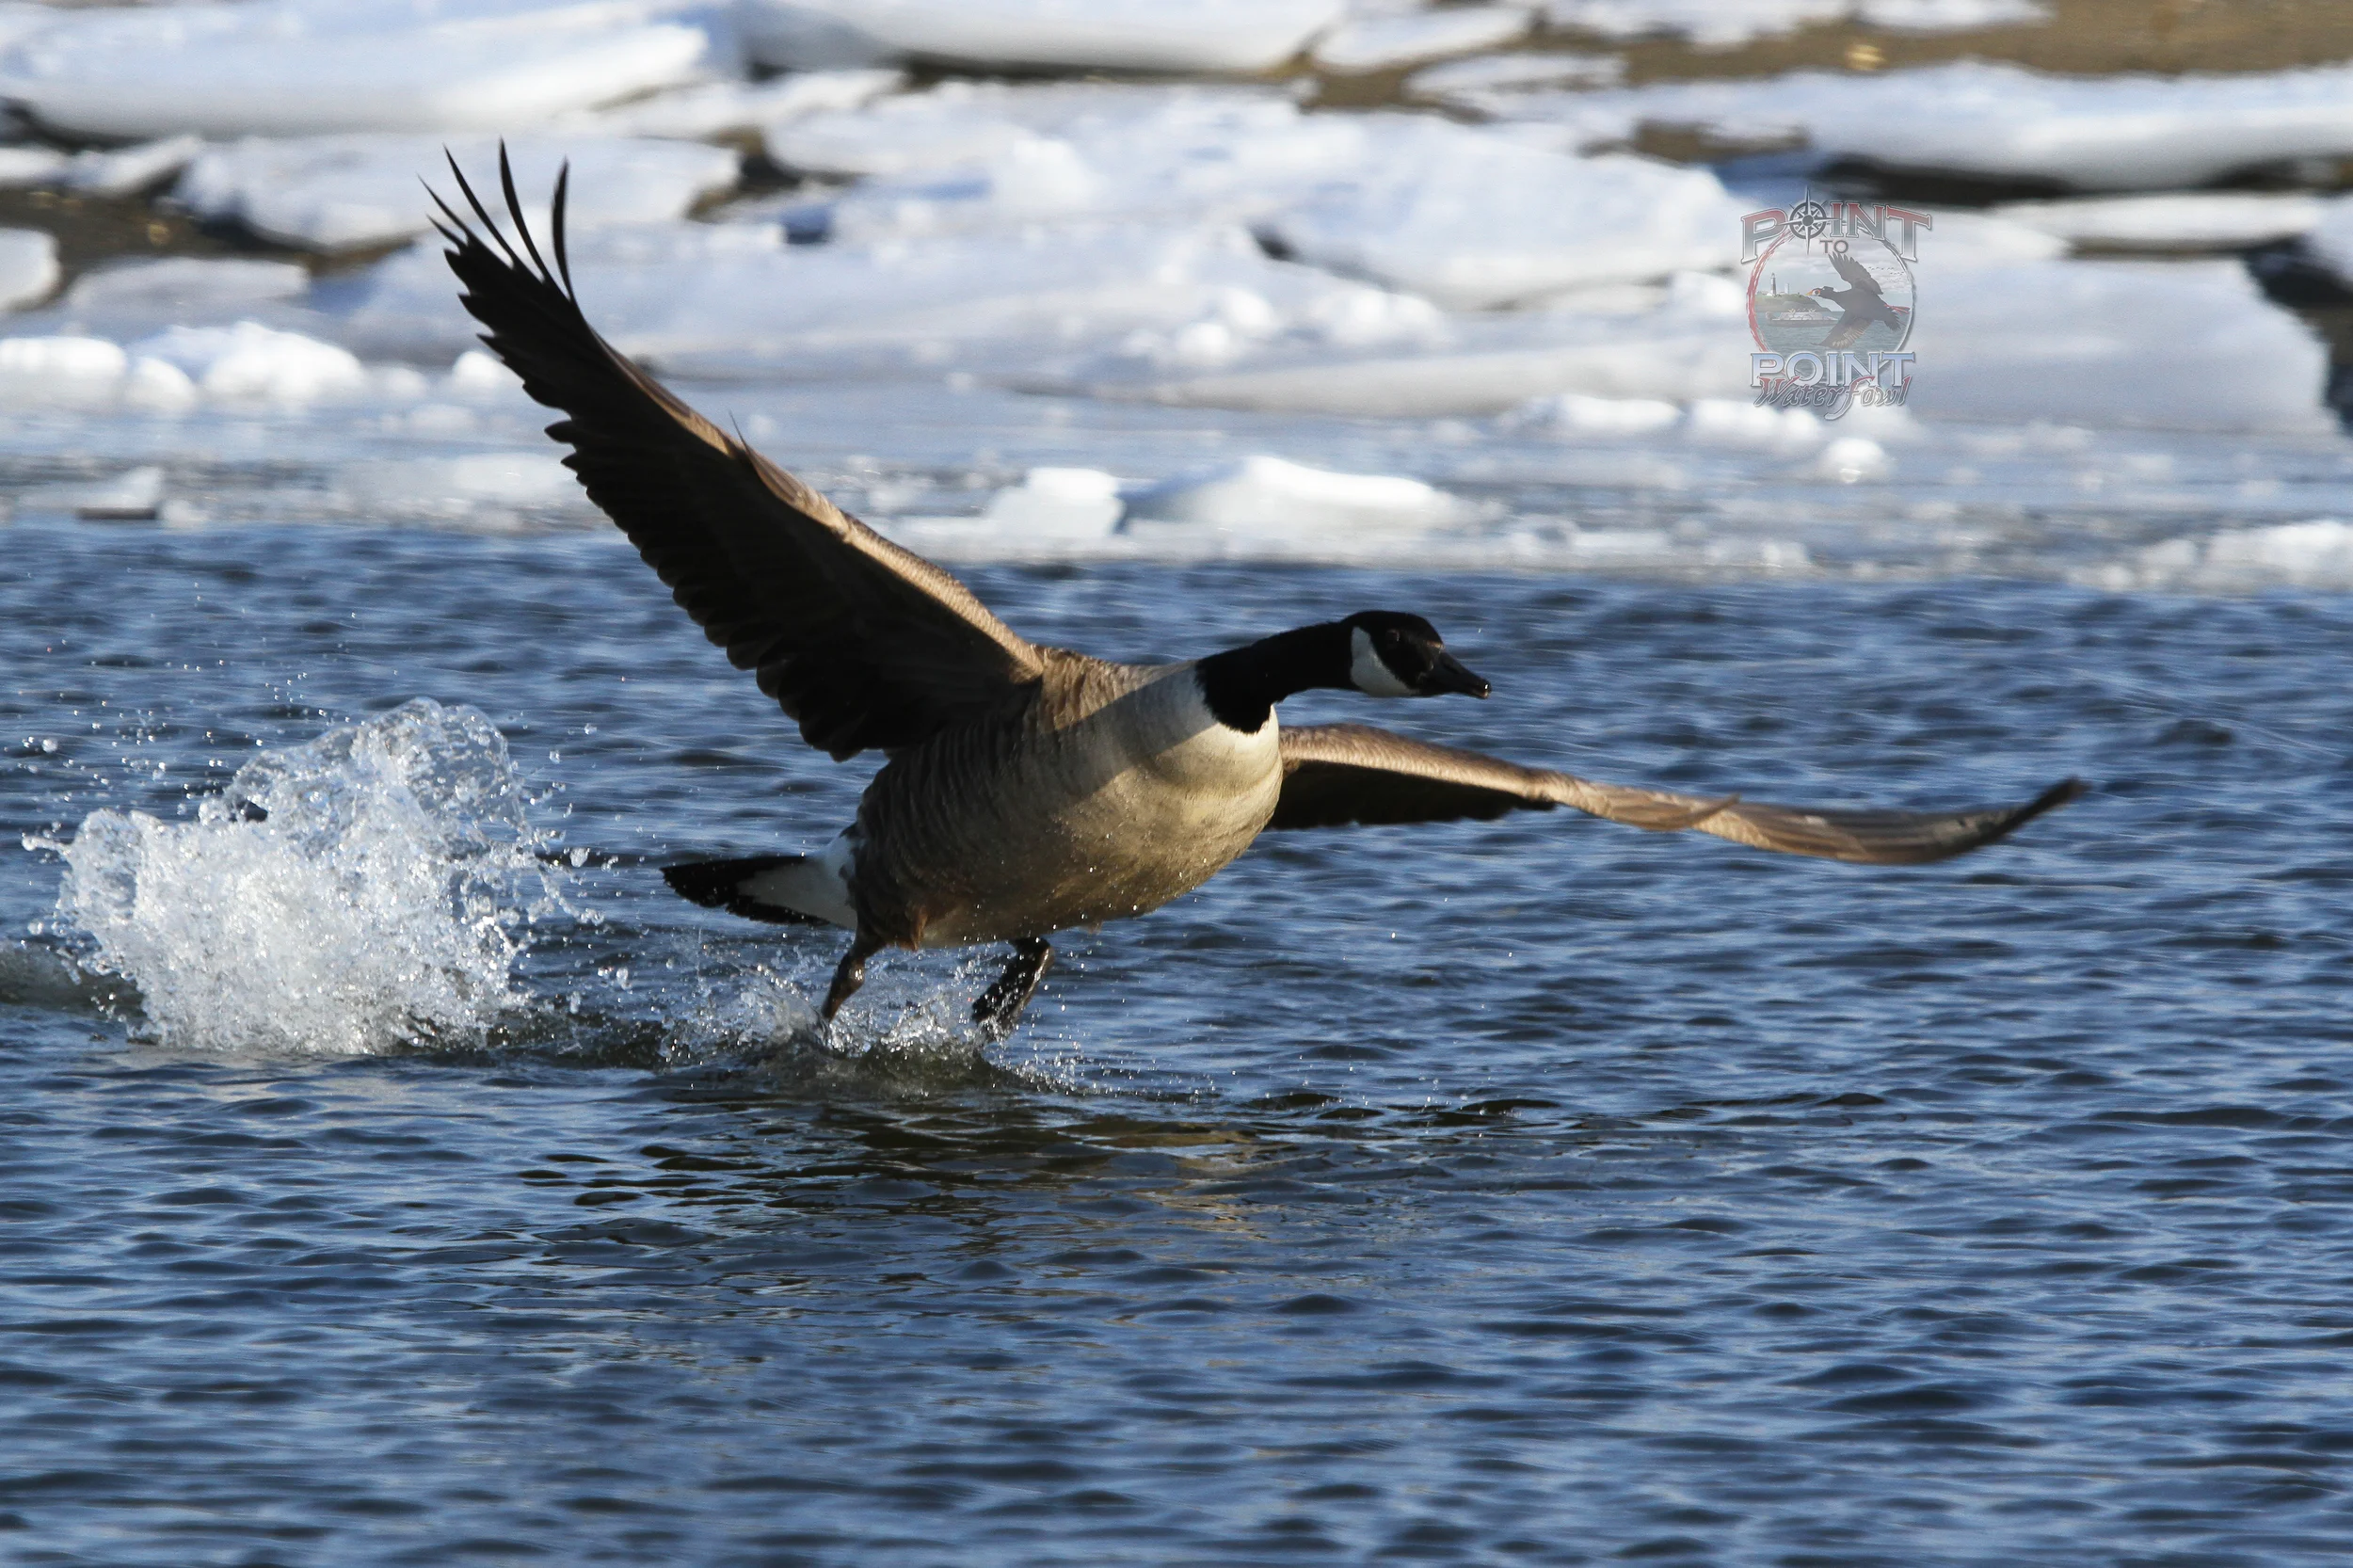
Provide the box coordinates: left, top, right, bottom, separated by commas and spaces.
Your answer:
1350, 627, 1417, 697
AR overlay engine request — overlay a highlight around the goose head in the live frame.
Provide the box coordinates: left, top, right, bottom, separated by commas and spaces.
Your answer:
1343, 611, 1490, 700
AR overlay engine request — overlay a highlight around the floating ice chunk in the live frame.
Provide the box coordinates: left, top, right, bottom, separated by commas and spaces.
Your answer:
70, 465, 166, 520
1545, 0, 1847, 47
446, 348, 524, 396
1857, 0, 2047, 28
121, 356, 200, 414
2097, 519, 2353, 592
1926, 210, 2072, 268
1812, 435, 1888, 482
1687, 399, 1824, 452
1124, 455, 1462, 535
575, 68, 904, 139
336, 452, 580, 520
130, 321, 368, 406
1993, 193, 2323, 252
0, 226, 56, 311
1406, 50, 1624, 110
1312, 7, 1529, 73
736, 0, 1345, 74
1263, 124, 1745, 307
977, 467, 1124, 538
179, 135, 739, 253
62, 134, 203, 198
1508, 60, 2353, 190
1916, 260, 2328, 432
2290, 198, 2353, 290
65, 257, 310, 316
56, 699, 561, 1054
340, 216, 1450, 376
0, 1, 712, 140
0, 144, 67, 186
1511, 392, 1683, 436
0, 333, 126, 407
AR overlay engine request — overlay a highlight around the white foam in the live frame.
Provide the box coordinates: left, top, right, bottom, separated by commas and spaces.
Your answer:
1311, 7, 1530, 73
1993, 193, 2323, 252
0, 226, 56, 312
178, 134, 739, 254
1506, 60, 2353, 190
736, 0, 1344, 74
0, 0, 712, 140
56, 699, 566, 1055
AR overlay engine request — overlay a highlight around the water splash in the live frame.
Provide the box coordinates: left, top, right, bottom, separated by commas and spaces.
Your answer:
55, 698, 567, 1054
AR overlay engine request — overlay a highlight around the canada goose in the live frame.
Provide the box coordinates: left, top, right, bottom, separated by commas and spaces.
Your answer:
434, 153, 2081, 1039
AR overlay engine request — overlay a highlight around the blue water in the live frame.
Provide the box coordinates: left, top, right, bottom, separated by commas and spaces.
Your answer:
7, 520, 2353, 1564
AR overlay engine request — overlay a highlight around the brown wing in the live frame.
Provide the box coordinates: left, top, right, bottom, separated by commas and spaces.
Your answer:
1271, 724, 2081, 866
435, 151, 1043, 760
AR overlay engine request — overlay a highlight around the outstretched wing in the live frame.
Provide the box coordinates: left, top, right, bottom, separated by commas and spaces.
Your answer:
434, 150, 1043, 760
1830, 248, 1883, 299
1271, 724, 2081, 865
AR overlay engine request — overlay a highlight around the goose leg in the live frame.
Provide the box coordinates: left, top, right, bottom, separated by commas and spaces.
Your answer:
821, 931, 884, 1022
973, 937, 1054, 1040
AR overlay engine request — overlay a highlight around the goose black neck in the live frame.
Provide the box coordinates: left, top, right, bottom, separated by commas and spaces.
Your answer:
1194, 622, 1352, 732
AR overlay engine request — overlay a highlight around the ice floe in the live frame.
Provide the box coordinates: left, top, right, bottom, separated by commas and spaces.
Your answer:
1262, 125, 1746, 307
573, 68, 903, 140
1543, 0, 2043, 45
179, 135, 739, 253
2289, 199, 2353, 291
2089, 519, 2353, 592
736, 0, 1344, 74
1124, 453, 1465, 536
1311, 7, 1530, 73
1499, 60, 2353, 191
1992, 193, 2325, 253
0, 0, 712, 140
63, 257, 312, 318
0, 143, 65, 186
0, 334, 194, 411
0, 226, 56, 311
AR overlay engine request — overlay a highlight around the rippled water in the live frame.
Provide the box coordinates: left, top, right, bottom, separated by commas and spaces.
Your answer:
8, 520, 2353, 1564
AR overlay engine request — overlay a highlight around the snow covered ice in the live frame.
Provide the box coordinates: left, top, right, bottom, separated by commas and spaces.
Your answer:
0, 0, 2344, 586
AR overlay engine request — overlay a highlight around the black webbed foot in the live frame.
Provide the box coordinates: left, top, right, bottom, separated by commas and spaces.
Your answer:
973, 937, 1053, 1041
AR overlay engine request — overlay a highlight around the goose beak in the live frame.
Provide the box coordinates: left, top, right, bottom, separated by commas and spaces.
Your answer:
1429, 649, 1491, 699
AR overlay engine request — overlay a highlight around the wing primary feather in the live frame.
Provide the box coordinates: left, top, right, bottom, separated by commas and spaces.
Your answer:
496, 140, 556, 289
549, 160, 576, 297
433, 156, 1047, 761
1271, 723, 2079, 865
445, 151, 525, 273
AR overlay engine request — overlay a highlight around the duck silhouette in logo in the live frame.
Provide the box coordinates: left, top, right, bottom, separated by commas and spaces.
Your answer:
1808, 248, 1908, 350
